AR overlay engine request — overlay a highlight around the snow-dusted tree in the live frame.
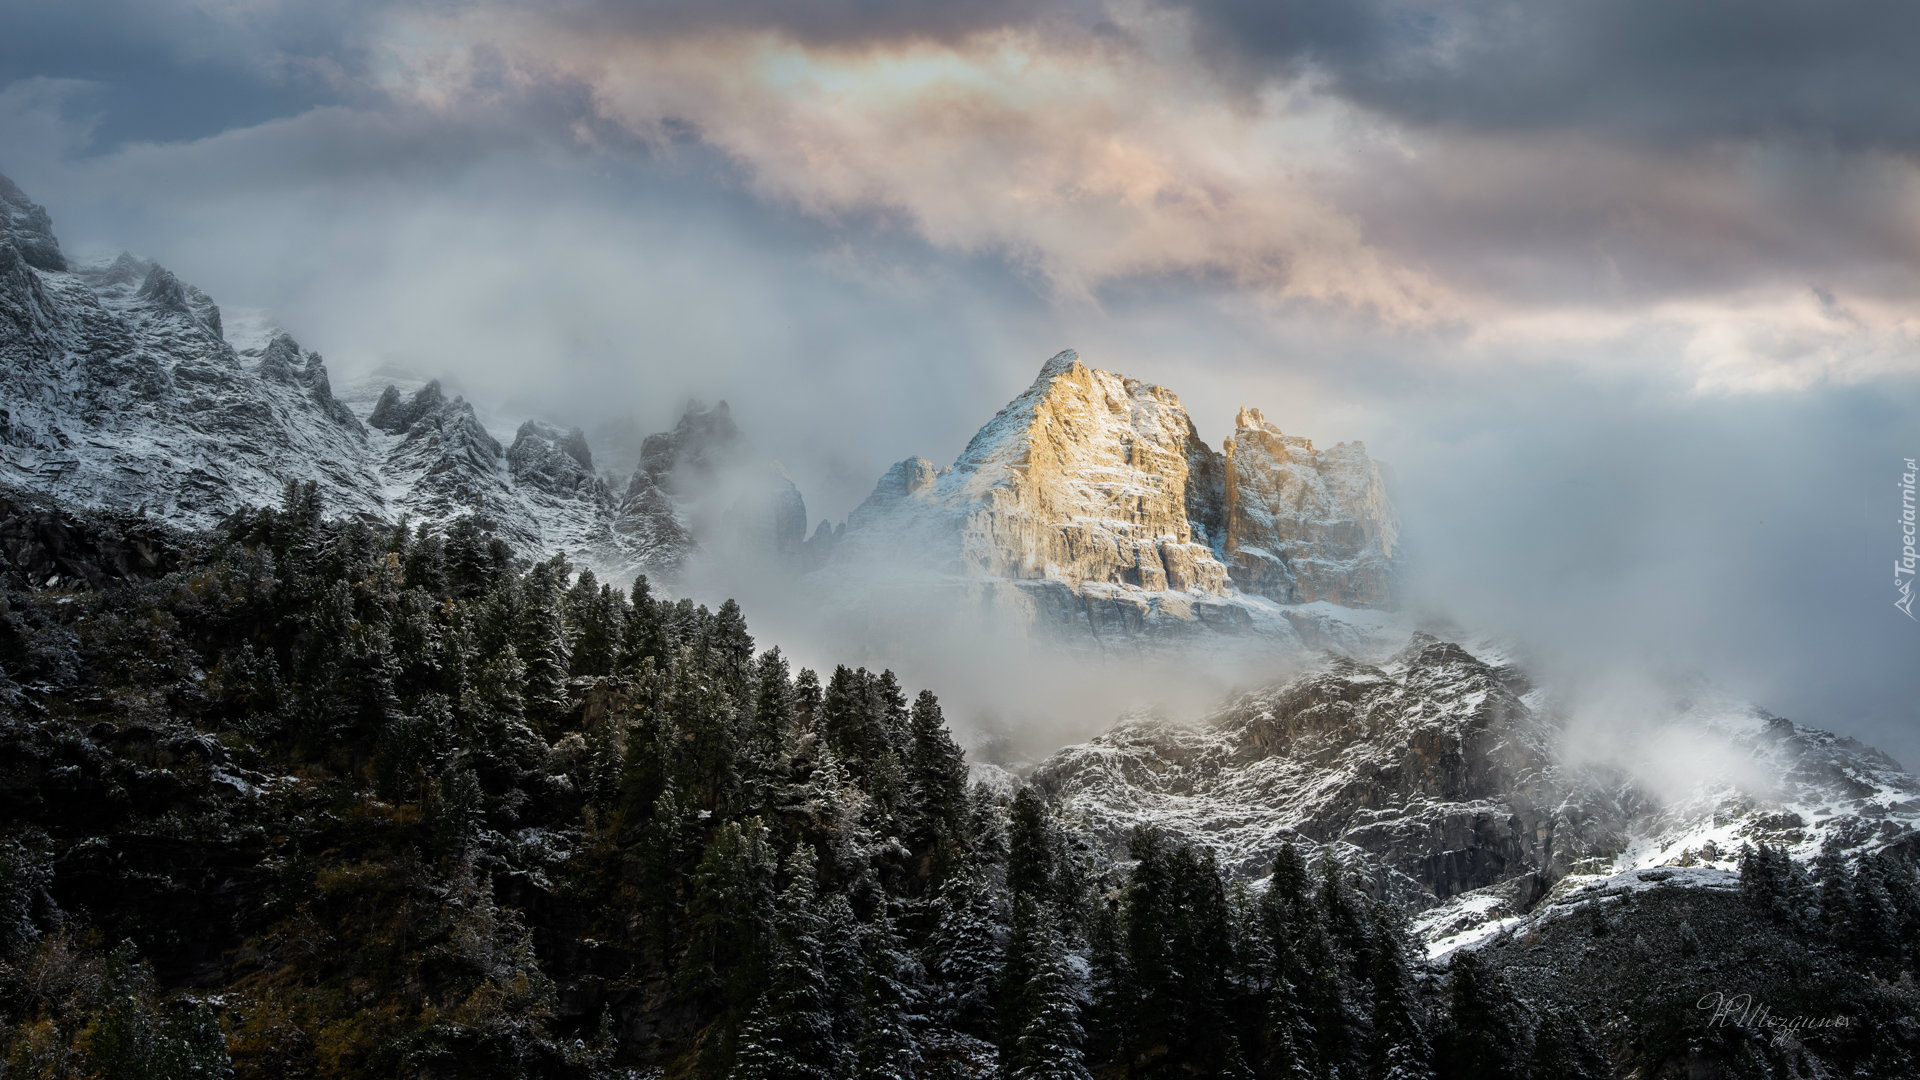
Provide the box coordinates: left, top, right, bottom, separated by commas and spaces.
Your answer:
730, 849, 840, 1080
820, 892, 867, 1076
1366, 903, 1432, 1080
564, 571, 626, 678
855, 908, 922, 1080
681, 819, 779, 1023
518, 555, 574, 727
1002, 909, 1092, 1080
621, 574, 668, 668
1525, 1010, 1607, 1080
1433, 951, 1528, 1080
742, 649, 795, 817
906, 689, 970, 862
927, 865, 1005, 1035
1006, 790, 1057, 905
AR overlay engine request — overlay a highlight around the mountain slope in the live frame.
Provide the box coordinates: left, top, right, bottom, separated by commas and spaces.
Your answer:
1031, 633, 1920, 945
0, 174, 802, 581
816, 349, 1402, 648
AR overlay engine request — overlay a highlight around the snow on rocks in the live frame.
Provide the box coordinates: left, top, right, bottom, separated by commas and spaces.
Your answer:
0, 172, 803, 585
1027, 631, 1920, 952
813, 349, 1403, 651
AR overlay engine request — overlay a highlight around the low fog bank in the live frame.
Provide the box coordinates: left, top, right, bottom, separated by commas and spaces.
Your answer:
1388, 371, 1920, 772
13, 134, 1909, 780
623, 362, 1918, 783
664, 517, 1329, 765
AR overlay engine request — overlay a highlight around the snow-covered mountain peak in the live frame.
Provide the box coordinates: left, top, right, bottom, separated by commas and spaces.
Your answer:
1035, 632, 1920, 952
813, 349, 1402, 650
0, 172, 64, 273
367, 379, 450, 435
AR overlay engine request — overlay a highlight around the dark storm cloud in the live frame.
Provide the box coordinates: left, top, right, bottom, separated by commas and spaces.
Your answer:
0, 0, 376, 147
1182, 0, 1920, 151
3, 0, 1915, 762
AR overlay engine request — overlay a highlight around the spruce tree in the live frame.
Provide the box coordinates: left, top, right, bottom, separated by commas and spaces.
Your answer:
907, 689, 970, 863
1258, 843, 1316, 1077
1366, 903, 1432, 1080
1434, 951, 1527, 1080
927, 865, 1006, 1035
820, 892, 867, 1077
744, 649, 796, 816
730, 849, 840, 1080
855, 909, 922, 1080
1003, 912, 1093, 1080
519, 556, 574, 728
1120, 826, 1176, 1067
1813, 837, 1857, 945
1165, 843, 1238, 1073
1007, 790, 1057, 904
681, 819, 779, 1030
623, 574, 668, 668
1526, 1011, 1606, 1080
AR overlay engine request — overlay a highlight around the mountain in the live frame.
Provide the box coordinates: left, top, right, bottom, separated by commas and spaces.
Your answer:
0, 173, 801, 580
614, 399, 808, 573
813, 349, 1402, 648
1029, 632, 1920, 952
5, 495, 1916, 1080
8, 173, 1920, 1078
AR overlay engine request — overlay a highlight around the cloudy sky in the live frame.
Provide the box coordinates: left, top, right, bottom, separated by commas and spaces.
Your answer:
3, 0, 1916, 756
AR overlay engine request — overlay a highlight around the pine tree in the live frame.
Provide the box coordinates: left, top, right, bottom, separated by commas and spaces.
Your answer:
927, 865, 1006, 1035
1526, 1010, 1606, 1080
1366, 903, 1432, 1080
677, 660, 745, 816
623, 574, 668, 668
681, 819, 779, 1025
1003, 912, 1093, 1080
519, 556, 574, 728
792, 668, 824, 734
1120, 826, 1176, 1067
744, 649, 796, 816
1677, 920, 1702, 958
730, 849, 840, 1080
907, 689, 970, 864
566, 575, 625, 678
1850, 856, 1902, 958
855, 909, 922, 1080
1297, 913, 1358, 1078
1813, 836, 1857, 945
708, 599, 757, 700
1434, 951, 1527, 1080
1318, 851, 1373, 969
1165, 843, 1238, 1073
820, 892, 867, 1077
1007, 790, 1056, 904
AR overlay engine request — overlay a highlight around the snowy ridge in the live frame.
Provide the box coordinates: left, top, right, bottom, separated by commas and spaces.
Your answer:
0, 173, 802, 582
812, 349, 1403, 650
1029, 632, 1920, 949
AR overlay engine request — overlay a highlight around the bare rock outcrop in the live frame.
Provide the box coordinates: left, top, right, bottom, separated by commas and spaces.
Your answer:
1033, 633, 1920, 916
1223, 406, 1398, 607
824, 349, 1402, 645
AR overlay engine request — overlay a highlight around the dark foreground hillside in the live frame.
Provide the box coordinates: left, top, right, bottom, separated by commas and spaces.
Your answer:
2, 484, 1917, 1079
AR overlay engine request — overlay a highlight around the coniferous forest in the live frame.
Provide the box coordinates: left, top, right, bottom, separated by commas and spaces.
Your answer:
4, 485, 1920, 1079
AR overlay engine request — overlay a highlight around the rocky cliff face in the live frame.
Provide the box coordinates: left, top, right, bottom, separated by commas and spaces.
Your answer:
0, 174, 804, 582
0, 220, 385, 528
1030, 633, 1920, 945
1224, 407, 1397, 607
618, 400, 807, 563
823, 349, 1401, 646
